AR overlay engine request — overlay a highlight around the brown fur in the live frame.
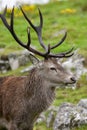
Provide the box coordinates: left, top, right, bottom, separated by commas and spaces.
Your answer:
0, 69, 55, 130
0, 58, 76, 130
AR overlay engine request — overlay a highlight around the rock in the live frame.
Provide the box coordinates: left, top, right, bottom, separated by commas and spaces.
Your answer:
21, 65, 34, 73
0, 66, 7, 73
8, 51, 31, 70
53, 102, 87, 130
18, 50, 31, 66
0, 60, 10, 73
8, 53, 19, 70
78, 99, 87, 109
18, 55, 29, 66
83, 57, 87, 66
0, 48, 4, 53
0, 50, 32, 72
62, 49, 87, 80
36, 113, 46, 124
0, 55, 8, 61
46, 106, 58, 128
35, 100, 87, 130
61, 49, 87, 89
47, 106, 58, 112
47, 111, 55, 128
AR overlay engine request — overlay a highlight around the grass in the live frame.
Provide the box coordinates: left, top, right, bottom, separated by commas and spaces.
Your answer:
34, 124, 87, 130
0, 0, 87, 130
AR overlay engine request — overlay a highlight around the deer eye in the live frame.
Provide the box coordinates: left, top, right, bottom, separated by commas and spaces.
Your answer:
50, 67, 57, 72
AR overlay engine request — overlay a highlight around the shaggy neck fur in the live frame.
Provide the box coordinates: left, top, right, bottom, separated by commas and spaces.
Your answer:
25, 68, 55, 114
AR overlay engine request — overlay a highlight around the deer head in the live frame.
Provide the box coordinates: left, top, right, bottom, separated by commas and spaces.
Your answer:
0, 7, 76, 87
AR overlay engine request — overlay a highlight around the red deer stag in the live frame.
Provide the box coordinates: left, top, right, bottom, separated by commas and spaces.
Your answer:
0, 7, 76, 130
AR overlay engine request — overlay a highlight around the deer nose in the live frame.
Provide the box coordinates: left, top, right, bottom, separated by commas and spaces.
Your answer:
70, 77, 76, 83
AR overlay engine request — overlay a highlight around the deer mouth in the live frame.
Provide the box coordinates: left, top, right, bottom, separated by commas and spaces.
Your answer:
65, 81, 76, 85
65, 77, 76, 85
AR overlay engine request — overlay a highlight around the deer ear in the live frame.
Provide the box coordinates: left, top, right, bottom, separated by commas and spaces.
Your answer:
29, 54, 39, 65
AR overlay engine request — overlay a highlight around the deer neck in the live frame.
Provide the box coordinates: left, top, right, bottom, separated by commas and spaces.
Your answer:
25, 68, 55, 111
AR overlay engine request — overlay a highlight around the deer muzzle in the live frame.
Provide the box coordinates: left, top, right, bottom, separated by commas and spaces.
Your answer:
65, 76, 76, 85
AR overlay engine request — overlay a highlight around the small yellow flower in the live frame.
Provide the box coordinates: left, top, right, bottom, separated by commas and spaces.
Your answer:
29, 5, 36, 11
60, 8, 77, 14
22, 5, 36, 12
6, 5, 36, 17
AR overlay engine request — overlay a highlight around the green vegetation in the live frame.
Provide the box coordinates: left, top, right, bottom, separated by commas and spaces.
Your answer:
0, 0, 87, 130
34, 124, 87, 130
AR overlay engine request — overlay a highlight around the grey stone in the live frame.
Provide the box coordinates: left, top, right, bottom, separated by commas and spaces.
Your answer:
62, 49, 87, 80
47, 111, 55, 128
0, 60, 10, 73
53, 102, 87, 130
0, 48, 4, 53
0, 66, 7, 73
78, 99, 87, 109
8, 54, 19, 70
18, 54, 30, 66
21, 66, 34, 73
36, 113, 46, 124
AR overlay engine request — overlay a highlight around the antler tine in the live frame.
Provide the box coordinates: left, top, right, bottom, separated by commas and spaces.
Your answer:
27, 27, 31, 47
48, 47, 74, 58
56, 47, 74, 56
51, 31, 67, 50
63, 47, 74, 55
3, 6, 7, 16
0, 7, 10, 31
9, 7, 27, 48
26, 26, 50, 58
48, 52, 74, 58
38, 8, 43, 29
10, 7, 14, 31
48, 31, 74, 58
20, 7, 48, 51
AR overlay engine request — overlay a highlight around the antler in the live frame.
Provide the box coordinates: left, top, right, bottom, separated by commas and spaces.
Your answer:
0, 7, 74, 59
21, 7, 74, 58
0, 7, 50, 58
